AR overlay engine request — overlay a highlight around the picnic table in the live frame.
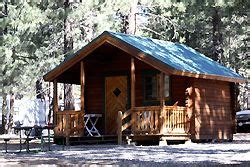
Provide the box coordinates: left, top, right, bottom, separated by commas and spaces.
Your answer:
10, 124, 54, 153
33, 124, 54, 151
13, 126, 33, 152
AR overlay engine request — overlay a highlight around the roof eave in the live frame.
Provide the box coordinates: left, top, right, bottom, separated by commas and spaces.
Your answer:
171, 70, 246, 83
43, 32, 110, 81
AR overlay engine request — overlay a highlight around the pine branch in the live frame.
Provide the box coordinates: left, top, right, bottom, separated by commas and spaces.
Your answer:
138, 26, 162, 36
137, 12, 178, 40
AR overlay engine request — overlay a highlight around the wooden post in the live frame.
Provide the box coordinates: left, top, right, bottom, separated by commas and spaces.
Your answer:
159, 72, 168, 145
48, 82, 51, 123
131, 57, 135, 109
117, 111, 122, 145
53, 79, 59, 137
80, 61, 85, 112
131, 57, 135, 133
53, 79, 58, 123
159, 72, 166, 134
80, 61, 85, 137
65, 112, 70, 146
230, 82, 236, 135
160, 72, 165, 108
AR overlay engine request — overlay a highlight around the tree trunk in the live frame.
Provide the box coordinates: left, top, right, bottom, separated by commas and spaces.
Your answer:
36, 78, 44, 99
212, 7, 223, 63
63, 0, 74, 110
1, 1, 8, 134
118, 0, 138, 34
6, 93, 15, 133
3, 0, 8, 33
127, 0, 138, 35
64, 84, 74, 110
64, 0, 73, 54
1, 95, 7, 134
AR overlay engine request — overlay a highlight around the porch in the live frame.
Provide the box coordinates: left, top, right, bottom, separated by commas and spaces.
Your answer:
53, 105, 189, 144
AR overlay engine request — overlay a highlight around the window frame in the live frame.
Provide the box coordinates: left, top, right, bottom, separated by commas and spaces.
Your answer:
142, 70, 171, 106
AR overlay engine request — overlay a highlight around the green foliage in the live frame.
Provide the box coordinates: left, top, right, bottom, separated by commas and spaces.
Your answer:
141, 0, 248, 72
0, 0, 248, 107
0, 1, 65, 95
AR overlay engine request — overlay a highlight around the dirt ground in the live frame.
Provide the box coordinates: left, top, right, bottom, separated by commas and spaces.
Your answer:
0, 133, 250, 167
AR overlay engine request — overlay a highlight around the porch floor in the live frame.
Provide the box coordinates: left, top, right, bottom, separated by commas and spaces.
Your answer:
54, 133, 190, 145
54, 135, 118, 145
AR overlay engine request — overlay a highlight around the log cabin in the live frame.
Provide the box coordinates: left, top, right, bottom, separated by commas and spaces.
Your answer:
43, 31, 246, 145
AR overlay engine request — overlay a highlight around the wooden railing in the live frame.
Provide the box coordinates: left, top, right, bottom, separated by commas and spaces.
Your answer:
133, 106, 161, 134
54, 110, 84, 137
162, 106, 188, 134
121, 109, 132, 131
118, 105, 189, 138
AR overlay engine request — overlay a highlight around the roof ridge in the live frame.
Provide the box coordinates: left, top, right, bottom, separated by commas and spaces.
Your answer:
105, 30, 174, 44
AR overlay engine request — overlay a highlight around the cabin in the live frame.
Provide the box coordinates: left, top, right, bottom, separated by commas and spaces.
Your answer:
43, 31, 246, 145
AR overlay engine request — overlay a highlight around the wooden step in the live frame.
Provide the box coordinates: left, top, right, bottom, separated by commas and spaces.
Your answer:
54, 135, 119, 145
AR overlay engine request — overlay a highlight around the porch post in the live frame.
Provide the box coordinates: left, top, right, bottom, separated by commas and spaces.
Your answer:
53, 79, 58, 136
53, 79, 58, 118
131, 57, 135, 109
80, 61, 85, 112
48, 82, 51, 123
131, 57, 135, 133
159, 72, 166, 134
79, 61, 85, 137
160, 72, 165, 108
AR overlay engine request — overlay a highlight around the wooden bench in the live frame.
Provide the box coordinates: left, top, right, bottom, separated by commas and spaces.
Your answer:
1, 137, 34, 153
3, 138, 10, 153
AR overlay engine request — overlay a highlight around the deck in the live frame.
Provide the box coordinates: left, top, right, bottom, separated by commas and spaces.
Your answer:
53, 105, 190, 145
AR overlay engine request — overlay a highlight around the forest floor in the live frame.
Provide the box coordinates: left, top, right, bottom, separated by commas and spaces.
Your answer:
0, 133, 249, 167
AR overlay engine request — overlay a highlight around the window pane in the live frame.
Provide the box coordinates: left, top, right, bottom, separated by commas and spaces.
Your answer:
164, 75, 170, 98
144, 75, 157, 100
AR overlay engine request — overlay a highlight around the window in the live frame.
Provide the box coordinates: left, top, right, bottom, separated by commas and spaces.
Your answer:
144, 74, 158, 101
143, 72, 170, 102
164, 75, 170, 98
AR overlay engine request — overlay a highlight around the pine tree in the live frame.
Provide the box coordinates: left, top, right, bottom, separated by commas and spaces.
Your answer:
63, 0, 74, 110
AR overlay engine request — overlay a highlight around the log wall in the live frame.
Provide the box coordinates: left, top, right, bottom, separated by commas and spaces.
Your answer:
171, 75, 189, 106
191, 78, 233, 140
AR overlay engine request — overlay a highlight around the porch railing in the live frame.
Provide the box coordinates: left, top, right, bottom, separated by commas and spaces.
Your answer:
118, 105, 189, 137
133, 106, 161, 134
162, 106, 188, 134
54, 110, 84, 137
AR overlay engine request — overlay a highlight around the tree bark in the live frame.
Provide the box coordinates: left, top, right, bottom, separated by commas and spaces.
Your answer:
1, 95, 7, 134
127, 0, 138, 35
1, 1, 9, 134
64, 0, 73, 54
212, 7, 223, 63
36, 78, 43, 99
118, 0, 138, 34
63, 0, 74, 110
3, 0, 8, 34
6, 93, 15, 133
64, 84, 74, 110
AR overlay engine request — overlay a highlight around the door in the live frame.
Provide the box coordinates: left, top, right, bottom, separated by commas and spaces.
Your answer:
105, 76, 128, 135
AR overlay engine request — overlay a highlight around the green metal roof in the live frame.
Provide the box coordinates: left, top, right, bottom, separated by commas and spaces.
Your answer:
44, 31, 245, 82
106, 31, 244, 81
